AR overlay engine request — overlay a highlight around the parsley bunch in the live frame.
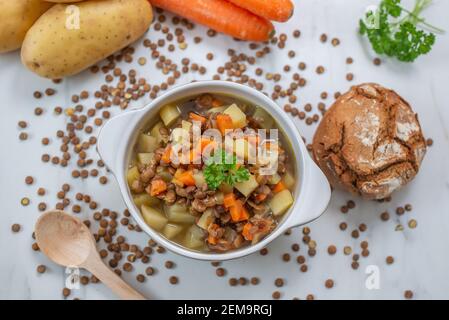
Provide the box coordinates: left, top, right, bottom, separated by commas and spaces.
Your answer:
360, 0, 444, 62
204, 149, 250, 190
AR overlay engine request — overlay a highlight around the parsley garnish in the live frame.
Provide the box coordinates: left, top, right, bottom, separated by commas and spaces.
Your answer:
360, 0, 444, 62
204, 149, 250, 190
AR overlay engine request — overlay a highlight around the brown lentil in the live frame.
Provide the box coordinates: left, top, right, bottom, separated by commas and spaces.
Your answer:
37, 265, 46, 273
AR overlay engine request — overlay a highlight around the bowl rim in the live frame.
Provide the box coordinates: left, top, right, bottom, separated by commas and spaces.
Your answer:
101, 80, 312, 261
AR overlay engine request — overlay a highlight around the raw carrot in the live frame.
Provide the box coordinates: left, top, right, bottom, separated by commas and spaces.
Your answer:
216, 114, 233, 135
150, 0, 275, 41
223, 193, 237, 209
150, 179, 167, 196
189, 112, 207, 124
242, 223, 254, 241
161, 145, 172, 163
226, 0, 294, 22
272, 181, 286, 194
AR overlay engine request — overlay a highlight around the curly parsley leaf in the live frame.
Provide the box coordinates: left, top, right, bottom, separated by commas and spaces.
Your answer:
360, 0, 443, 62
204, 149, 250, 190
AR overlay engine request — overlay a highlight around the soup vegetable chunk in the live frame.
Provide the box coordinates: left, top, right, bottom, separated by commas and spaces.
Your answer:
127, 94, 296, 253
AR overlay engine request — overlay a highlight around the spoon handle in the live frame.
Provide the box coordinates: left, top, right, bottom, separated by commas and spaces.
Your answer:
84, 257, 146, 300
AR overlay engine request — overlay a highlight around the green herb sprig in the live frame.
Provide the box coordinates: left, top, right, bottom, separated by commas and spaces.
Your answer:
204, 149, 250, 190
360, 0, 444, 62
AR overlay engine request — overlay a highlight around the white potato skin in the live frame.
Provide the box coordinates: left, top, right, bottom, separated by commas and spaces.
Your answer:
21, 0, 153, 78
0, 0, 52, 53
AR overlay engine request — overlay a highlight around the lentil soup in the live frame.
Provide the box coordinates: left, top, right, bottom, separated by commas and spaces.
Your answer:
127, 93, 297, 253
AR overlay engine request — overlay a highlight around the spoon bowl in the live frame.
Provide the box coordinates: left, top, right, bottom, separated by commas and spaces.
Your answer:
35, 210, 94, 267
35, 210, 145, 300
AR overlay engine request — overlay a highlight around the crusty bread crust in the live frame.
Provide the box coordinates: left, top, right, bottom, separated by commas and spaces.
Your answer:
312, 83, 426, 200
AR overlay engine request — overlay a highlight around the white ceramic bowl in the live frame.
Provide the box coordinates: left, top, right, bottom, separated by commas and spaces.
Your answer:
97, 81, 331, 261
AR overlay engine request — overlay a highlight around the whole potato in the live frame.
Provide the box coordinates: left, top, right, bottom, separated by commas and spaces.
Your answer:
21, 0, 153, 78
0, 0, 52, 53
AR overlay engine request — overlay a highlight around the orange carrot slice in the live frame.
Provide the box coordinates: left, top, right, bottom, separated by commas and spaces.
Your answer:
242, 223, 254, 241
216, 114, 233, 135
226, 0, 294, 22
189, 112, 207, 124
175, 170, 196, 186
150, 0, 275, 41
150, 179, 167, 196
161, 145, 172, 163
223, 193, 237, 209
230, 200, 249, 222
272, 181, 286, 194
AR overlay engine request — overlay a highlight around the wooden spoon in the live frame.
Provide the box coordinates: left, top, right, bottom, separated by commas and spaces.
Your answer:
35, 210, 145, 300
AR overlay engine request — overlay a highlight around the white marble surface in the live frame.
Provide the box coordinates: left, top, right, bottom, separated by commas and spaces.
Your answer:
1, 0, 448, 300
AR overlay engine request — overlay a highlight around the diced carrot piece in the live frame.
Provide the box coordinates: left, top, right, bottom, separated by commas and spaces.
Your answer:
207, 224, 220, 245
208, 235, 218, 245
150, 179, 167, 196
177, 170, 196, 186
230, 200, 249, 222
216, 114, 233, 135
242, 223, 254, 241
189, 112, 207, 124
200, 138, 215, 152
223, 193, 236, 209
255, 194, 267, 202
272, 181, 286, 194
161, 145, 172, 163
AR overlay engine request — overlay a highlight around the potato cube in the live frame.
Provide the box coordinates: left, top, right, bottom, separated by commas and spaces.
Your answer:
137, 134, 158, 153
163, 224, 184, 239
184, 225, 205, 249
150, 122, 166, 144
137, 153, 154, 165
224, 104, 247, 129
133, 193, 160, 208
253, 107, 274, 129
141, 205, 168, 231
127, 166, 140, 187
282, 171, 295, 189
235, 174, 259, 197
196, 209, 215, 230
268, 189, 294, 216
160, 104, 180, 127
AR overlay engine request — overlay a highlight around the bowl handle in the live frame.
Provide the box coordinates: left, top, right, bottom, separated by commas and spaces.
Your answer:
285, 150, 331, 229
97, 110, 141, 174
